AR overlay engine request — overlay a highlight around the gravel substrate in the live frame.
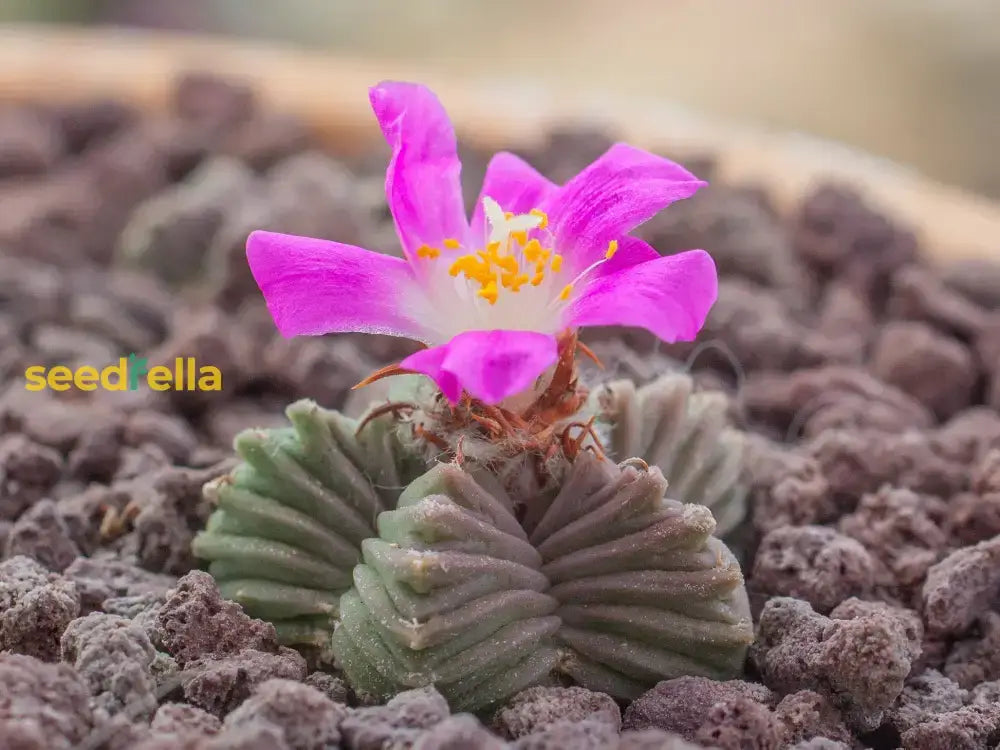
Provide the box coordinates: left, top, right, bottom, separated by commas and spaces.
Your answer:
1, 73, 999, 749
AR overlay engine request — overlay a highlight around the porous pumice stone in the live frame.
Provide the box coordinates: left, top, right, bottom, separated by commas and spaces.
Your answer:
588, 372, 748, 536
333, 451, 752, 713
192, 398, 423, 646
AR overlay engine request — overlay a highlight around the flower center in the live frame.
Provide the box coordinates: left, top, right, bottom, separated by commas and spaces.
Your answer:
414, 197, 618, 309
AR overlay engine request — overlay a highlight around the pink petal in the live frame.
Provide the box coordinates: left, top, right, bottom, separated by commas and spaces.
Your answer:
561, 249, 718, 343
401, 330, 558, 404
396, 345, 462, 404
469, 152, 557, 240
369, 82, 469, 262
595, 235, 660, 276
247, 230, 428, 340
544, 143, 706, 273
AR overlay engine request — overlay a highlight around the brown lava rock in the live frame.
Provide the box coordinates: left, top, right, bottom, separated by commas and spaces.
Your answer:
156, 570, 279, 666
887, 669, 969, 734
978, 314, 1000, 411
752, 597, 916, 731
623, 675, 774, 738
60, 612, 160, 721
888, 265, 991, 341
0, 434, 63, 520
181, 647, 307, 718
303, 671, 350, 705
944, 612, 1000, 689
513, 719, 619, 749
62, 556, 176, 615
0, 555, 80, 660
0, 108, 65, 178
0, 653, 94, 749
792, 183, 917, 303
339, 685, 451, 749
773, 690, 854, 747
827, 597, 924, 662
921, 537, 1000, 637
743, 366, 933, 439
693, 695, 783, 750
899, 704, 1000, 750
150, 571, 310, 714
494, 685, 621, 739
871, 320, 978, 420
677, 279, 829, 374
221, 678, 349, 749
948, 450, 1000, 544
744, 437, 838, 533
3, 498, 81, 572
129, 461, 234, 575
838, 486, 949, 603
806, 429, 967, 512
752, 525, 875, 613
149, 702, 221, 739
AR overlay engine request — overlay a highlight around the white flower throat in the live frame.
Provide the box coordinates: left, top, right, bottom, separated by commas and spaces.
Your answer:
413, 197, 618, 341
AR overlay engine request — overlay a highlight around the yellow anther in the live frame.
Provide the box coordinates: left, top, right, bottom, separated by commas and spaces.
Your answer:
530, 208, 549, 229
510, 230, 528, 246
487, 241, 501, 254
504, 211, 514, 219
558, 284, 574, 301
495, 255, 518, 274
531, 273, 545, 286
477, 281, 499, 305
605, 240, 618, 260
416, 245, 440, 259
523, 239, 544, 264
443, 238, 461, 249
502, 272, 530, 292
550, 254, 564, 272
449, 254, 489, 280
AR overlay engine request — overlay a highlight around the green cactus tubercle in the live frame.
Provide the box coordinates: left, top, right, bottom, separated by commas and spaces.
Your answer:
193, 372, 753, 712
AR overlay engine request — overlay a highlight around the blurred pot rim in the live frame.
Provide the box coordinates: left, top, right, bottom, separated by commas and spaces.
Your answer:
1, 23, 998, 267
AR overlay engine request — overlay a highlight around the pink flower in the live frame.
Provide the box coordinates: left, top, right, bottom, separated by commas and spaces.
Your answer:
247, 81, 717, 405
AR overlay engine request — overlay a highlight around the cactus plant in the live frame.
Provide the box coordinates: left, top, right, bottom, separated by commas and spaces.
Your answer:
195, 363, 753, 709
194, 77, 750, 716
588, 373, 748, 536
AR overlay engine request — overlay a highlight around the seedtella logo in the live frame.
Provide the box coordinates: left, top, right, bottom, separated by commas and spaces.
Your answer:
24, 354, 222, 392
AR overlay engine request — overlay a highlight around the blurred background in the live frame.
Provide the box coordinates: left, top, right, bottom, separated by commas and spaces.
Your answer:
2, 0, 999, 197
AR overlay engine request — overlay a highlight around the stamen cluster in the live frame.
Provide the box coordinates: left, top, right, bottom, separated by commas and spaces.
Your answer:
414, 207, 619, 306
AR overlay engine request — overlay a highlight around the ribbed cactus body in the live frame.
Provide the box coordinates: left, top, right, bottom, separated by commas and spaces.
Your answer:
334, 454, 753, 710
332, 463, 561, 712
529, 453, 752, 700
194, 371, 753, 710
193, 398, 422, 646
589, 373, 748, 536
